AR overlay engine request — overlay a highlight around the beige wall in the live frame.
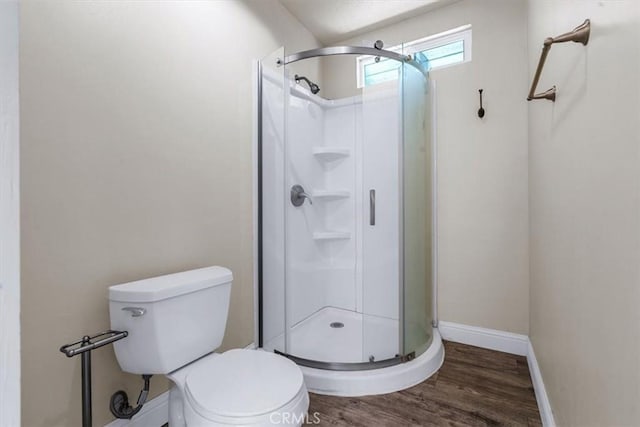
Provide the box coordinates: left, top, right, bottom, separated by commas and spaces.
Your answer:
324, 0, 531, 334
19, 1, 319, 425
527, 1, 640, 425
0, 2, 20, 426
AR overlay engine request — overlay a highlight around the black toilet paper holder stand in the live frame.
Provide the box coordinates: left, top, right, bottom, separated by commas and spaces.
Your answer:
60, 330, 128, 427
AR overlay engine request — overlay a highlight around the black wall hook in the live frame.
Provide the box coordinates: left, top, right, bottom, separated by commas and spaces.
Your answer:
478, 89, 485, 118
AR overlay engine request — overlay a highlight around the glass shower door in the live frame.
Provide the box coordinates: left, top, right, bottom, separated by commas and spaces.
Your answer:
282, 58, 356, 364
361, 63, 403, 363
261, 48, 435, 368
401, 59, 434, 357
259, 47, 287, 354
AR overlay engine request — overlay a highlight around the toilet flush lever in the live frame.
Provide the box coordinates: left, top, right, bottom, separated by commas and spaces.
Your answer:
122, 307, 146, 317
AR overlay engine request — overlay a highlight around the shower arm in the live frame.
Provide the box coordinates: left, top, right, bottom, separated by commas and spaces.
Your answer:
294, 75, 319, 94
527, 19, 590, 102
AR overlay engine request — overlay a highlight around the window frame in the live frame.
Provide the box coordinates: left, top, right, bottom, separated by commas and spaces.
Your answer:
356, 24, 472, 88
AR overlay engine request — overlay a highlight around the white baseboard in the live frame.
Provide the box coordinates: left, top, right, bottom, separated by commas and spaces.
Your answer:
105, 391, 169, 427
438, 321, 555, 426
438, 321, 529, 356
527, 341, 556, 427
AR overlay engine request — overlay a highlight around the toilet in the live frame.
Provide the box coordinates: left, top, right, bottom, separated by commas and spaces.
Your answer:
108, 266, 309, 426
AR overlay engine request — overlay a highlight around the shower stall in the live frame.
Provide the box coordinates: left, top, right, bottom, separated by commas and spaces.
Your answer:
257, 43, 444, 396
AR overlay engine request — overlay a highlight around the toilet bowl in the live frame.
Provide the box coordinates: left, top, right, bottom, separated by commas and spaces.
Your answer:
109, 266, 309, 426
168, 350, 309, 427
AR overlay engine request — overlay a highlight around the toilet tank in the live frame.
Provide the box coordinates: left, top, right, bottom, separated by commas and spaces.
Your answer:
109, 266, 232, 375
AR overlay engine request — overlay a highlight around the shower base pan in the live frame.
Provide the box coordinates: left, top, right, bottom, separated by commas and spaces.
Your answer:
300, 330, 444, 396
263, 307, 445, 396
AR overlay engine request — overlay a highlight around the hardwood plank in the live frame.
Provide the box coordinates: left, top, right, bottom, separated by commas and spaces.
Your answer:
307, 341, 542, 426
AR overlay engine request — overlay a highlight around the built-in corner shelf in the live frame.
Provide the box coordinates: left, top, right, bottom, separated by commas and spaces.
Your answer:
311, 189, 350, 200
312, 231, 351, 241
312, 147, 350, 161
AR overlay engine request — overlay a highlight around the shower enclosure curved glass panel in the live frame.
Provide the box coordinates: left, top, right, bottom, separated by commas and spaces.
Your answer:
258, 43, 442, 394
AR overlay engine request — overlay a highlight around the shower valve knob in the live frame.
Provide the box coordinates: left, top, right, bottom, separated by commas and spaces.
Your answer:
291, 185, 313, 207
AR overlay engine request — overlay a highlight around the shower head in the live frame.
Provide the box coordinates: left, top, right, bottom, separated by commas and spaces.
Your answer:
294, 74, 320, 95
309, 82, 320, 95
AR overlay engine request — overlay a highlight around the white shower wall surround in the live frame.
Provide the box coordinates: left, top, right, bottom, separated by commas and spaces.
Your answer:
262, 69, 401, 363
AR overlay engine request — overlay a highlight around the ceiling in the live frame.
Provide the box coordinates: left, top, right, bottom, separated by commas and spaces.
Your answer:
279, 0, 459, 45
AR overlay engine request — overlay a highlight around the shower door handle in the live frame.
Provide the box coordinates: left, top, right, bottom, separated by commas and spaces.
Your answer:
369, 189, 376, 225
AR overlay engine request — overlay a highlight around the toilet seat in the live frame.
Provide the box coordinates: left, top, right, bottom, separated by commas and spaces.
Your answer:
183, 349, 308, 425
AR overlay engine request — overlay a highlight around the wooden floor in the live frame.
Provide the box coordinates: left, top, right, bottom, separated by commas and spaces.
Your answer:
307, 341, 541, 426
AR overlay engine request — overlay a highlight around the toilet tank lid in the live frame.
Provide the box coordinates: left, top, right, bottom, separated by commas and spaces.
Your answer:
109, 266, 232, 303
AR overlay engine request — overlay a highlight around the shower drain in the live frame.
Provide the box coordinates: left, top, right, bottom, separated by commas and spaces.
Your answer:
329, 322, 344, 328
